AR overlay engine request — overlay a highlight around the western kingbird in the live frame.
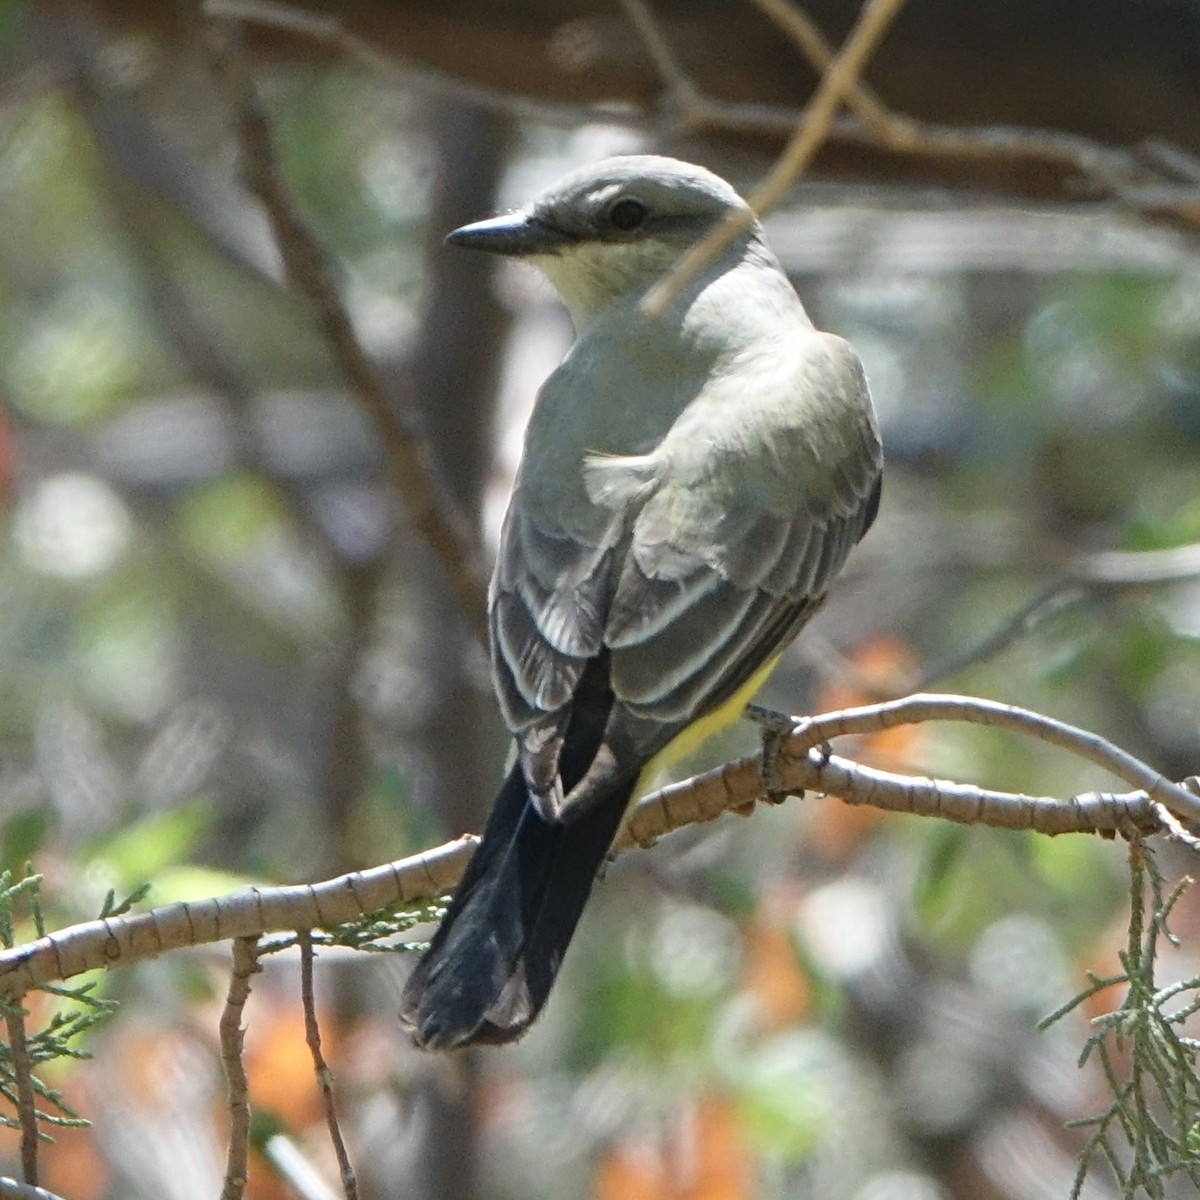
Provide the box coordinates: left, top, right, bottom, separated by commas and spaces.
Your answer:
400, 156, 882, 1049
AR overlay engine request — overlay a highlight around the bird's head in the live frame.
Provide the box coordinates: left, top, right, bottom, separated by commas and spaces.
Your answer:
445, 155, 756, 328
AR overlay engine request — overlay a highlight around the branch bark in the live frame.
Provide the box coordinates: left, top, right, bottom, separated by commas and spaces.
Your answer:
0, 693, 1191, 1000
219, 936, 262, 1200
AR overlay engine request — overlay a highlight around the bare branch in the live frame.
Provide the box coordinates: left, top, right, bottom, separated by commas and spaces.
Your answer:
1070, 541, 1200, 587
618, 741, 1164, 852
205, 0, 625, 129
919, 541, 1200, 687
642, 0, 910, 317
297, 933, 358, 1200
916, 578, 1086, 690
207, 0, 1200, 237
3, 1011, 39, 1188
201, 17, 489, 637
0, 693, 1194, 1000
617, 0, 705, 119
219, 936, 262, 1200
0, 839, 474, 997
766, 693, 1200, 827
746, 0, 895, 138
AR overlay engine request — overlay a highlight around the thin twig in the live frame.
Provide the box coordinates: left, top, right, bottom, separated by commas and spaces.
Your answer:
617, 0, 703, 116
746, 0, 896, 138
202, 18, 488, 637
219, 936, 262, 1200
204, 0, 1199, 236
297, 932, 358, 1200
641, 0, 910, 317
916, 577, 1084, 688
3, 1011, 39, 1187
918, 541, 1200, 687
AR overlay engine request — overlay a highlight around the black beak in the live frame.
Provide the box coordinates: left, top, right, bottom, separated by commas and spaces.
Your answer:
444, 211, 572, 257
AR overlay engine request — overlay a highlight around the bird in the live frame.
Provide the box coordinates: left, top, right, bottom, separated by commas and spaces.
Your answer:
399, 155, 882, 1050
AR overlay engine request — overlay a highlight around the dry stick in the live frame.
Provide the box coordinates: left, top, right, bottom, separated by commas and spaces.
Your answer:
617, 0, 699, 108
297, 933, 358, 1200
642, 0, 910, 317
219, 936, 262, 1200
746, 0, 897, 138
4, 1012, 38, 1188
202, 19, 488, 638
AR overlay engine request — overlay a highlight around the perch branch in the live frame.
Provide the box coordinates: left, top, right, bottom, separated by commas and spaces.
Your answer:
0, 693, 1191, 998
756, 693, 1200, 827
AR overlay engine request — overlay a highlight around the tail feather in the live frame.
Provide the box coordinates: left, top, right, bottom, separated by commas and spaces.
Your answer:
400, 658, 637, 1049
399, 762, 633, 1048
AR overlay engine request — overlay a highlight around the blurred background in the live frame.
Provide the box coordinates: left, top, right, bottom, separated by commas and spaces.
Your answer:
3, 1, 1200, 1198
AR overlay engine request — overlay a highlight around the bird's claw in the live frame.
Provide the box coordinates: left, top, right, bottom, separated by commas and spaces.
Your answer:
746, 703, 801, 804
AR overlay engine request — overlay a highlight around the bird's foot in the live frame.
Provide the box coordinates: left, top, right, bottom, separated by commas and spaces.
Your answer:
745, 703, 802, 804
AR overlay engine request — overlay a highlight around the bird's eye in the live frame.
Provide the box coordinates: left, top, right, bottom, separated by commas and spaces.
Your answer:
607, 198, 647, 232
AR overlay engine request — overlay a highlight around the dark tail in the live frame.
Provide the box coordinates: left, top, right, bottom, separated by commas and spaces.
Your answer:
399, 664, 635, 1049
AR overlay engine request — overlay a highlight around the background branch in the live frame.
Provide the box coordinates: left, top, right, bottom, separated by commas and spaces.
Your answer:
642, 0, 910, 316
218, 936, 261, 1200
200, 0, 1200, 237
202, 16, 489, 636
298, 932, 358, 1200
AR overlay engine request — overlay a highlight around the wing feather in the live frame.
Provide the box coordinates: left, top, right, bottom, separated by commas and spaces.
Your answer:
488, 327, 883, 816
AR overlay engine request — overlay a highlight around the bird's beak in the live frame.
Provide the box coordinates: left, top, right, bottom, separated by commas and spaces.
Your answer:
444, 211, 572, 257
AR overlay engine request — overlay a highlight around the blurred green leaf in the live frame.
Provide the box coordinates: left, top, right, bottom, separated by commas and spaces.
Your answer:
1113, 611, 1171, 695
913, 821, 971, 926
733, 1032, 834, 1161
1125, 496, 1200, 550
83, 802, 212, 888
0, 810, 50, 877
179, 474, 287, 561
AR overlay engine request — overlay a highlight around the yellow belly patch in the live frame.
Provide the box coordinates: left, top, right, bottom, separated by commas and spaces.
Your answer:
633, 653, 782, 798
